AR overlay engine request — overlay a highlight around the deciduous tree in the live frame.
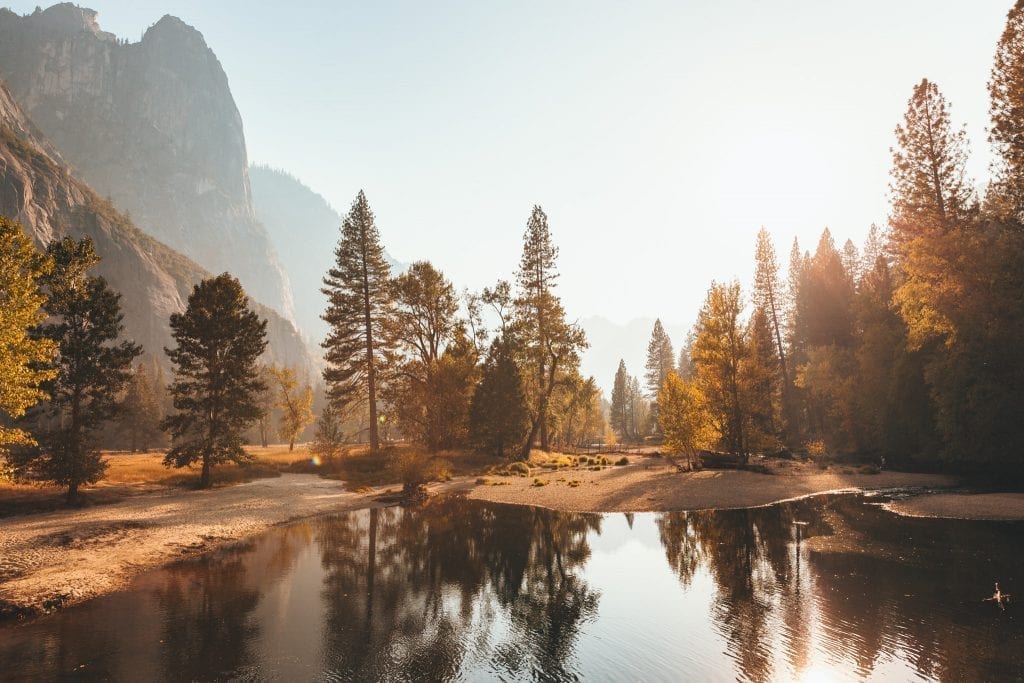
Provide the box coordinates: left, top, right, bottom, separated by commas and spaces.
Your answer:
0, 217, 55, 454
269, 365, 315, 451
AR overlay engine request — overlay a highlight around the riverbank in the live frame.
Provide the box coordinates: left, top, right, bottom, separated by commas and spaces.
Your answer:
885, 491, 1024, 520
0, 474, 384, 619
459, 455, 958, 512
0, 455, 965, 619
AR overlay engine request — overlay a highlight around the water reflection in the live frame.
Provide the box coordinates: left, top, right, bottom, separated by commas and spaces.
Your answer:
1, 494, 1022, 681
657, 496, 1024, 682
314, 499, 601, 680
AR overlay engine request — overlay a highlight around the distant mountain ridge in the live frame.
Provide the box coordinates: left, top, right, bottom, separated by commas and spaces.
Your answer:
0, 81, 315, 376
0, 3, 297, 326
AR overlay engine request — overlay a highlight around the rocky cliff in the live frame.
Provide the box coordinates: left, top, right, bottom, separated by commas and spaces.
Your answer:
0, 81, 315, 376
0, 3, 296, 325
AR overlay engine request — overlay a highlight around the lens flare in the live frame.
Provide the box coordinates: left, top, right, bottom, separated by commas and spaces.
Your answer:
311, 455, 321, 467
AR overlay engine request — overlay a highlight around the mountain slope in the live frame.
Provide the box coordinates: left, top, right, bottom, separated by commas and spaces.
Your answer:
0, 3, 296, 325
0, 81, 315, 376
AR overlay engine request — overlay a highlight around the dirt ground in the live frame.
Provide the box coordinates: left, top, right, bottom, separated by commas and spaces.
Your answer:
885, 491, 1024, 520
0, 453, 972, 619
0, 474, 384, 618
458, 455, 958, 512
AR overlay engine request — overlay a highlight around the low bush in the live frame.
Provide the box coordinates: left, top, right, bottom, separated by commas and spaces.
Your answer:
616, 456, 629, 466
507, 461, 530, 477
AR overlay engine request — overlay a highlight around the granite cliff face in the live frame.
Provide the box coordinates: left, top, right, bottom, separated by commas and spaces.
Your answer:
0, 82, 315, 375
0, 3, 296, 325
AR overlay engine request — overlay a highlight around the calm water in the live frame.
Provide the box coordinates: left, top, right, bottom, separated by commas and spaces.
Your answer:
2, 493, 1023, 682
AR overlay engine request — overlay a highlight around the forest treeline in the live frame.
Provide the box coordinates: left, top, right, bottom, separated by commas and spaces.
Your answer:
0, 190, 599, 497
5, 3, 1024, 496
623, 2, 1024, 479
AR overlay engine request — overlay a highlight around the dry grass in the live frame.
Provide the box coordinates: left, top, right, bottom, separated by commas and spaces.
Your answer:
0, 444, 315, 517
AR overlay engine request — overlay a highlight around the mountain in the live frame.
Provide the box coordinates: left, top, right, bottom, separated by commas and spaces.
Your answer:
249, 165, 405, 346
579, 316, 690, 396
0, 3, 296, 325
0, 81, 315, 376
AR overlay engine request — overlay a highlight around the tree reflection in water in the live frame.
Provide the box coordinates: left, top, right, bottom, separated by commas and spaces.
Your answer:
656, 494, 1024, 682
315, 497, 601, 681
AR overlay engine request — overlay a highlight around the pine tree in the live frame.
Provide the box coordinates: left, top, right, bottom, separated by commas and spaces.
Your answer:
0, 217, 56, 454
311, 403, 346, 466
841, 239, 860, 285
513, 205, 587, 457
989, 1, 1024, 218
743, 307, 780, 449
861, 223, 885, 274
753, 227, 795, 440
609, 359, 630, 439
322, 191, 392, 451
469, 338, 529, 459
162, 274, 268, 488
644, 319, 675, 397
891, 79, 975, 243
269, 365, 315, 451
19, 237, 141, 502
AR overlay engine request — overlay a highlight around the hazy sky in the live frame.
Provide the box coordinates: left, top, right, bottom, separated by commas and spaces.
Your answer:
8, 1, 1013, 328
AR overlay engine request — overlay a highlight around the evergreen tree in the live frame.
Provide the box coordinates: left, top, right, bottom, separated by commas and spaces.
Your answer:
743, 306, 779, 448
644, 319, 675, 432
269, 365, 315, 451
469, 338, 529, 459
891, 79, 975, 248
322, 191, 392, 451
513, 205, 587, 457
311, 403, 346, 466
860, 223, 885, 274
162, 274, 268, 488
121, 362, 164, 452
0, 217, 56, 454
753, 227, 795, 440
644, 319, 675, 396
18, 237, 141, 502
841, 239, 860, 286
609, 359, 630, 439
989, 1, 1024, 218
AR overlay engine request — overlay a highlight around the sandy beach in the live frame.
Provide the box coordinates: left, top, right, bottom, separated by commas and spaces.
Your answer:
885, 491, 1024, 520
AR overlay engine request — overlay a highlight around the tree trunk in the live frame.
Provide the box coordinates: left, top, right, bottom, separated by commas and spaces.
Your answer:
288, 438, 295, 452
66, 481, 79, 504
200, 454, 211, 489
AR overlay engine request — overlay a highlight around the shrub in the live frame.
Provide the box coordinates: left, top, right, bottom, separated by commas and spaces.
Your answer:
476, 477, 490, 485
568, 479, 581, 487
532, 477, 548, 487
508, 461, 530, 477
616, 456, 629, 466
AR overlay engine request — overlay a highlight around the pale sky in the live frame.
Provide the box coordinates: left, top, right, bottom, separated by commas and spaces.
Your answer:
7, 1, 1013, 328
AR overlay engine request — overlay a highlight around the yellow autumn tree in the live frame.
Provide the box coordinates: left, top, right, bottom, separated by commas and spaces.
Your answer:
269, 364, 315, 451
657, 371, 710, 470
0, 217, 56, 455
